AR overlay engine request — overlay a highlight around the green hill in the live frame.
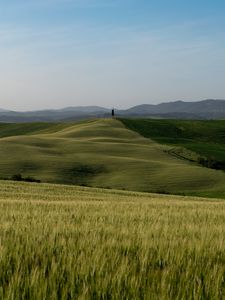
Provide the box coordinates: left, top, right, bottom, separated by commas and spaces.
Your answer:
120, 118, 225, 161
1, 118, 225, 198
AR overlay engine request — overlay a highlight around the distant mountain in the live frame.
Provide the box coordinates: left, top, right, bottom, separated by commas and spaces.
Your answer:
120, 99, 224, 113
0, 106, 111, 122
0, 108, 10, 112
1, 100, 225, 122
117, 99, 225, 119
61, 106, 109, 113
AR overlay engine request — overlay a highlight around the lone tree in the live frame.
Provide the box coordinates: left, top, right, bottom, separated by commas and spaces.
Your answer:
112, 108, 115, 117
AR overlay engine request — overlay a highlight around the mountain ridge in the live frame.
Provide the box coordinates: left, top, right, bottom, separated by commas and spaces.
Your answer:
1, 99, 225, 122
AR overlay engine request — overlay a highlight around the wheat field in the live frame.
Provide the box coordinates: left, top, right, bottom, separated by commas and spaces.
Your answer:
0, 180, 225, 299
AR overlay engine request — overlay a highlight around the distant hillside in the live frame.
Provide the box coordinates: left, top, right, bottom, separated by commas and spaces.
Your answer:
1, 99, 225, 122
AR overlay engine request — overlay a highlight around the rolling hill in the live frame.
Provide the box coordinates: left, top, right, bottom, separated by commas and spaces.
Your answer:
120, 118, 225, 165
1, 118, 225, 198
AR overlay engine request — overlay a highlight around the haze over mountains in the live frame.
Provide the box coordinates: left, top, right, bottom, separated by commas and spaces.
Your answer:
1, 99, 225, 122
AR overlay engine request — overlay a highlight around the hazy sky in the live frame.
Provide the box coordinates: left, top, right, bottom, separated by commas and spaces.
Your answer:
0, 0, 225, 111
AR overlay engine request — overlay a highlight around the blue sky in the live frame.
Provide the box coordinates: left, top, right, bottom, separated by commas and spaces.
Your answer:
0, 0, 225, 110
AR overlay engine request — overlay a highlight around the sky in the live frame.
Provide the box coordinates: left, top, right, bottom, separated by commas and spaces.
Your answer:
0, 0, 225, 111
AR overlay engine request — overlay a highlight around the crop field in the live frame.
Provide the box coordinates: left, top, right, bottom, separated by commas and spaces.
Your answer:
0, 180, 225, 299
1, 119, 225, 198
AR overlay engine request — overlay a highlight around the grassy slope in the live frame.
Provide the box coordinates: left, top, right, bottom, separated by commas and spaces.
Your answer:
120, 118, 225, 198
0, 180, 225, 298
120, 118, 225, 162
0, 122, 71, 138
1, 119, 225, 197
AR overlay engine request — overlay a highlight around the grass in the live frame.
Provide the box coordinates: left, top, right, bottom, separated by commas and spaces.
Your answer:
0, 122, 70, 138
120, 118, 225, 163
0, 180, 225, 299
1, 118, 225, 197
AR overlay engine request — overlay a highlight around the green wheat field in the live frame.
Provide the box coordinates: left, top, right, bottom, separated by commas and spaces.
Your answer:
1, 180, 225, 299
